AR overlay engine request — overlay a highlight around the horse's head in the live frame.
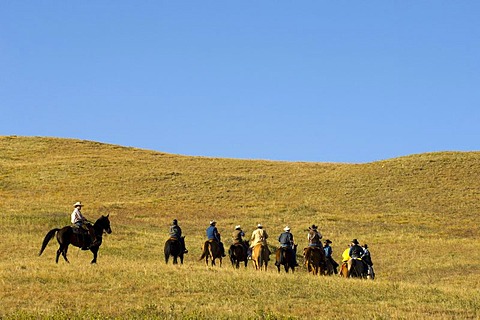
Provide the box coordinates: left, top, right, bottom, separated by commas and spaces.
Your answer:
94, 214, 112, 234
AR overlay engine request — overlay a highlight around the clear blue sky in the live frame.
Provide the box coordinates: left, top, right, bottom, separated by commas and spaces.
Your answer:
1, 1, 479, 163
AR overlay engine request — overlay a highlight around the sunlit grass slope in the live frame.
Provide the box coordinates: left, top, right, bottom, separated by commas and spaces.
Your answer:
1, 136, 479, 319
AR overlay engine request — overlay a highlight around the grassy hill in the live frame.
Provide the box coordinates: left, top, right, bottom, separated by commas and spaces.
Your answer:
1, 136, 479, 319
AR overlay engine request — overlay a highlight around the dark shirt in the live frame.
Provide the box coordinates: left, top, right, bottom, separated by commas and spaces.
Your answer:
324, 245, 333, 258
349, 244, 364, 259
169, 225, 182, 239
278, 232, 294, 247
206, 225, 220, 241
308, 230, 322, 246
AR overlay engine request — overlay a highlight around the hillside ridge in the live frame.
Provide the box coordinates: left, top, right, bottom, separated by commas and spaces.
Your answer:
1, 136, 479, 226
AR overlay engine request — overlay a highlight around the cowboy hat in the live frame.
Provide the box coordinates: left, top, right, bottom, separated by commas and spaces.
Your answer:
235, 225, 241, 230
73, 201, 83, 207
257, 223, 263, 228
351, 239, 359, 245
209, 220, 216, 225
309, 224, 317, 230
283, 226, 290, 231
324, 239, 332, 244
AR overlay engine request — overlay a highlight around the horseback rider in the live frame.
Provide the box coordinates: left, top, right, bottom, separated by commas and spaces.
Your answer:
70, 202, 98, 248
348, 239, 367, 275
169, 219, 188, 253
348, 239, 364, 259
232, 225, 248, 253
277, 226, 298, 267
249, 223, 271, 259
206, 220, 225, 257
307, 224, 322, 248
323, 239, 339, 274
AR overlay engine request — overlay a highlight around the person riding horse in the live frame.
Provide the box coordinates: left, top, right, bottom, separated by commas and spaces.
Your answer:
307, 224, 322, 247
323, 239, 339, 274
71, 202, 98, 249
348, 239, 368, 276
249, 223, 271, 259
206, 220, 225, 257
232, 225, 248, 253
277, 226, 298, 267
169, 219, 188, 253
349, 239, 364, 259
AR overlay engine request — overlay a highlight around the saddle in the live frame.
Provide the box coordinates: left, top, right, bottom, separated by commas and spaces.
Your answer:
71, 224, 87, 235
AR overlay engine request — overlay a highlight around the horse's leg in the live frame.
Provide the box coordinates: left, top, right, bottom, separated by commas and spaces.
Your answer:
165, 253, 169, 264
173, 255, 178, 265
180, 254, 184, 265
56, 247, 62, 263
62, 245, 70, 263
90, 247, 98, 264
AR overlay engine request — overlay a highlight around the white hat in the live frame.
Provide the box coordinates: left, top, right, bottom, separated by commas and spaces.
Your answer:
235, 225, 241, 230
257, 224, 263, 228
284, 226, 290, 231
210, 220, 216, 225
73, 201, 83, 207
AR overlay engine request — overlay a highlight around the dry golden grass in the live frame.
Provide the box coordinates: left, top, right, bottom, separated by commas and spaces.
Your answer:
1, 136, 479, 319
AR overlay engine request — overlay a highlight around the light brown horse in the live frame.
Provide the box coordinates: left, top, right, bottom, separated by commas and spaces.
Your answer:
339, 262, 349, 277
251, 244, 270, 271
303, 246, 326, 275
199, 240, 223, 267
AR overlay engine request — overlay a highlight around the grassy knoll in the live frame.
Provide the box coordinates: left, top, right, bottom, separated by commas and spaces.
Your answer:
0, 136, 479, 319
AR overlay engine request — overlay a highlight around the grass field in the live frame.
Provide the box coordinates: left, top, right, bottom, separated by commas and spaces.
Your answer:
1, 136, 479, 319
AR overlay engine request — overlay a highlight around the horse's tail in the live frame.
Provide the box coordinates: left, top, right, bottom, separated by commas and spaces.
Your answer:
38, 228, 60, 256
199, 241, 209, 260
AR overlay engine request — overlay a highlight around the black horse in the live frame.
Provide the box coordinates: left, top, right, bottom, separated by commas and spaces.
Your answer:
348, 258, 369, 278
275, 244, 298, 273
164, 236, 186, 264
228, 241, 249, 268
39, 215, 112, 264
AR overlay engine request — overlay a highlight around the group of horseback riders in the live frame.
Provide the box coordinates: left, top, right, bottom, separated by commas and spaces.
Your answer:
70, 201, 373, 275
168, 218, 374, 275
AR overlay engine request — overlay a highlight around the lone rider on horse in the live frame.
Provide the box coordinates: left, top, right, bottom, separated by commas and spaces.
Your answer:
71, 201, 98, 249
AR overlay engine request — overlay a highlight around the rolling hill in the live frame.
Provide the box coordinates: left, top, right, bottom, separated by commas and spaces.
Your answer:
1, 136, 479, 319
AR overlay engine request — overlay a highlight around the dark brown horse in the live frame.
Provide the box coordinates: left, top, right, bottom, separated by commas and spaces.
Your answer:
303, 246, 326, 275
228, 241, 248, 269
39, 215, 112, 264
251, 244, 270, 271
323, 258, 335, 276
199, 240, 223, 267
275, 244, 297, 273
348, 258, 368, 279
164, 236, 186, 264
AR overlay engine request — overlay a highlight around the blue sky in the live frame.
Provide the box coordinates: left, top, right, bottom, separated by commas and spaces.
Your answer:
1, 1, 479, 163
